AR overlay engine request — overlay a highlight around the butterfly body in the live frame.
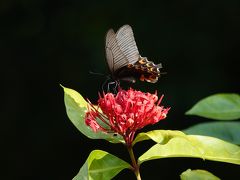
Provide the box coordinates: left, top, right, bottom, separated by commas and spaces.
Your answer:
105, 25, 162, 84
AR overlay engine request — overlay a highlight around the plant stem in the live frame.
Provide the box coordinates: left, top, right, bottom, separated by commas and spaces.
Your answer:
127, 145, 141, 180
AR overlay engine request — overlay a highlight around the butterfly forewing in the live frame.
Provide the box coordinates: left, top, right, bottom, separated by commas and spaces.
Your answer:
105, 29, 115, 73
105, 29, 128, 73
116, 25, 140, 65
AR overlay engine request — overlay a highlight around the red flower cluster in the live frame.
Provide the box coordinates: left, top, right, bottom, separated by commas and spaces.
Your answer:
85, 88, 170, 145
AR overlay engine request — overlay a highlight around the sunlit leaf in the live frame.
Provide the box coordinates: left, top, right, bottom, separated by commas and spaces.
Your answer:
186, 93, 240, 120
180, 169, 220, 180
183, 122, 240, 145
137, 130, 240, 165
73, 150, 131, 180
62, 85, 123, 143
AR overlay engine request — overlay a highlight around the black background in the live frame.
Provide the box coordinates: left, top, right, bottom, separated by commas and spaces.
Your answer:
2, 0, 240, 179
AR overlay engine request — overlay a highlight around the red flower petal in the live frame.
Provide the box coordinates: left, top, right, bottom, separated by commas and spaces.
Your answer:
85, 88, 170, 145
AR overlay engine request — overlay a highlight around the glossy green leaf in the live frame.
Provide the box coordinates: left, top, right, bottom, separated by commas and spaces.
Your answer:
180, 169, 220, 180
73, 150, 131, 180
186, 93, 240, 120
183, 122, 240, 145
62, 85, 123, 143
137, 130, 240, 165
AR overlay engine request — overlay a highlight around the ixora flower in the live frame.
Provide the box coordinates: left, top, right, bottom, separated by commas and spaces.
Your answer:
85, 88, 170, 146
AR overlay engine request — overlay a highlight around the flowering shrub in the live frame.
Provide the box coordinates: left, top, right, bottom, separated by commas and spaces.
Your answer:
62, 86, 240, 180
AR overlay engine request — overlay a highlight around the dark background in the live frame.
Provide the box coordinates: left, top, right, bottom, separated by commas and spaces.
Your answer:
2, 0, 240, 179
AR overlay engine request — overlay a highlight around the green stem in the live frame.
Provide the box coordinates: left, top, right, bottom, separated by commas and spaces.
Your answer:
127, 145, 141, 180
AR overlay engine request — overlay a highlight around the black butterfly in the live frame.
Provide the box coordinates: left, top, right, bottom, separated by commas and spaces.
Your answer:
105, 24, 162, 84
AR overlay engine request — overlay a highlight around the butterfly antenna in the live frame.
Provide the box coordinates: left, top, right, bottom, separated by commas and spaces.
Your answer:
89, 71, 106, 76
160, 71, 167, 75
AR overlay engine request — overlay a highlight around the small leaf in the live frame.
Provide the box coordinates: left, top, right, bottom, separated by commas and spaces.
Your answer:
137, 130, 240, 165
62, 85, 123, 143
73, 150, 131, 180
183, 122, 240, 145
180, 169, 220, 180
186, 93, 240, 120
133, 130, 185, 146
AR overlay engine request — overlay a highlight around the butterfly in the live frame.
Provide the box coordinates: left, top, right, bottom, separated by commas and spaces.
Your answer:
105, 24, 162, 84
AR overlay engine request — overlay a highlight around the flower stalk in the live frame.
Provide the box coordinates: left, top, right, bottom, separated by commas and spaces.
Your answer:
127, 145, 141, 180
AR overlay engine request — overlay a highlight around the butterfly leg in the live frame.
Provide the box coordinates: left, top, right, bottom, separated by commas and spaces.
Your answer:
112, 80, 120, 94
107, 81, 117, 93
101, 76, 111, 92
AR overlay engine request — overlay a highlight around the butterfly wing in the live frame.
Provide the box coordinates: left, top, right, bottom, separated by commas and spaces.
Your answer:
105, 29, 128, 74
105, 25, 140, 74
115, 25, 140, 65
105, 25, 161, 84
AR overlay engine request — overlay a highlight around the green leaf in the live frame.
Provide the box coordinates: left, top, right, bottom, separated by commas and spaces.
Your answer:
186, 93, 240, 120
180, 169, 220, 180
73, 150, 131, 180
62, 85, 123, 143
183, 122, 240, 145
133, 130, 186, 146
137, 130, 240, 165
